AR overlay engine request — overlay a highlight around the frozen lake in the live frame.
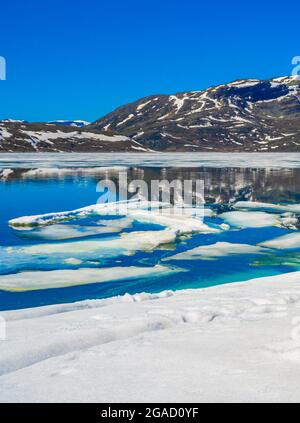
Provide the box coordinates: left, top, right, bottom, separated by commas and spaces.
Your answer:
1, 153, 300, 310
1, 152, 300, 168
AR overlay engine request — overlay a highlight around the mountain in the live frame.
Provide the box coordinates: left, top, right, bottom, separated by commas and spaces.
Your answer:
1, 76, 300, 152
0, 121, 149, 152
93, 76, 300, 152
47, 120, 91, 128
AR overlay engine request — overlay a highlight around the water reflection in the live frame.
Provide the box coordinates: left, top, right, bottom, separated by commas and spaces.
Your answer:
2, 166, 300, 205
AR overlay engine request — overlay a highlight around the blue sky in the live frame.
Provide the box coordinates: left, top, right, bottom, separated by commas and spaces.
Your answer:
0, 0, 299, 122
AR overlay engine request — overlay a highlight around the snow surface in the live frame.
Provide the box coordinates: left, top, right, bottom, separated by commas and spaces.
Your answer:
169, 95, 185, 112
116, 114, 135, 127
2, 271, 300, 402
21, 130, 130, 143
136, 100, 152, 111
228, 80, 260, 88
47, 120, 90, 127
0, 128, 12, 140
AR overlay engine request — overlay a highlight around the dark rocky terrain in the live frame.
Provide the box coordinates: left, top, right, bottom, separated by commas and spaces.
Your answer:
1, 76, 300, 152
0, 120, 148, 152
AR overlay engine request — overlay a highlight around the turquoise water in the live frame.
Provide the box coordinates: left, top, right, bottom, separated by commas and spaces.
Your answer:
1, 164, 300, 311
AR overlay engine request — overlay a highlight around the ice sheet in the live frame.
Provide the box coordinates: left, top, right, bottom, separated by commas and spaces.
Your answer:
2, 152, 300, 169
2, 271, 300, 402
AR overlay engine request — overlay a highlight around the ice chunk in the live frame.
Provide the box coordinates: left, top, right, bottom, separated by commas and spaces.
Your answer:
96, 217, 133, 228
234, 201, 300, 214
164, 242, 266, 261
9, 201, 217, 235
7, 229, 178, 257
20, 166, 129, 178
259, 232, 300, 250
203, 208, 215, 217
220, 211, 287, 228
8, 200, 166, 227
12, 224, 125, 241
0, 264, 181, 292
127, 209, 220, 234
64, 258, 83, 265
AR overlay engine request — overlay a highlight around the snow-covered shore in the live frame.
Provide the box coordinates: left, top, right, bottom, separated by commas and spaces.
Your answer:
1, 271, 300, 403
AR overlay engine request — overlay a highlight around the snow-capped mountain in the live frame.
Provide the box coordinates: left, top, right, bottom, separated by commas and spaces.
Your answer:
1, 76, 300, 152
0, 119, 27, 124
93, 76, 300, 151
0, 121, 149, 152
47, 120, 90, 128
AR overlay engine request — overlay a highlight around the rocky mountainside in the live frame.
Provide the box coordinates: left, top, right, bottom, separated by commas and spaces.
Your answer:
93, 76, 300, 152
1, 76, 300, 152
0, 121, 149, 152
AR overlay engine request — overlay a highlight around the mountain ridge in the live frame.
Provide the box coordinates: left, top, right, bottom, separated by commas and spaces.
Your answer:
92, 75, 300, 152
1, 75, 300, 152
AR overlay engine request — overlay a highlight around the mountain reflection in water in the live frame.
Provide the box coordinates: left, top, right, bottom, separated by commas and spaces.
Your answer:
2, 166, 300, 205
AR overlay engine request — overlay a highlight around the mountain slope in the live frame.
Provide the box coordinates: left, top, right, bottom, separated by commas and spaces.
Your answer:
93, 76, 300, 151
0, 121, 149, 152
1, 76, 300, 152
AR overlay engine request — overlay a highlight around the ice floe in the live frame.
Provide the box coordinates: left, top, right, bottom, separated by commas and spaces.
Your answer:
220, 211, 296, 229
0, 264, 180, 292
234, 201, 300, 214
164, 242, 266, 261
259, 232, 300, 250
12, 223, 129, 241
64, 258, 83, 265
9, 201, 219, 235
7, 229, 178, 258
96, 216, 134, 228
125, 209, 220, 235
8, 200, 146, 227
20, 166, 129, 178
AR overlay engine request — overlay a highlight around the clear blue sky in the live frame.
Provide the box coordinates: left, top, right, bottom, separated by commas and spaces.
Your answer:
0, 0, 299, 122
